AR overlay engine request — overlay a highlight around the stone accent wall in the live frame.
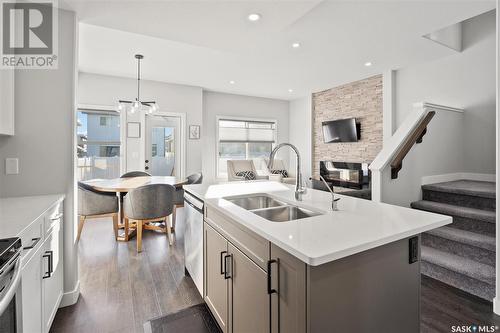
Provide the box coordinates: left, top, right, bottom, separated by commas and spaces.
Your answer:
312, 75, 383, 177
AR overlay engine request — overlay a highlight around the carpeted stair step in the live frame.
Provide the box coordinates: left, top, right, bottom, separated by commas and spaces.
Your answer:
422, 180, 495, 211
410, 200, 495, 235
422, 226, 495, 266
421, 246, 495, 300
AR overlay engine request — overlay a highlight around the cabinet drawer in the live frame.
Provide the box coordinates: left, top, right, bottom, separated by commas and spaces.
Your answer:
205, 206, 270, 271
20, 217, 43, 263
44, 201, 63, 236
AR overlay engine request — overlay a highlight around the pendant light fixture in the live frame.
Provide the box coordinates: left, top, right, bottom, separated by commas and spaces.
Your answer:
117, 54, 159, 114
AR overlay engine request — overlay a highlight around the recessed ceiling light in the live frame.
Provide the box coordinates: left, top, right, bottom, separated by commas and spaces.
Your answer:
364, 61, 372, 67
288, 89, 293, 93
229, 80, 235, 84
292, 42, 301, 48
248, 13, 261, 22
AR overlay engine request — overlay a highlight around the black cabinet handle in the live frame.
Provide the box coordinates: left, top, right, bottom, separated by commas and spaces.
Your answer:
145, 166, 149, 170
220, 251, 227, 275
23, 237, 41, 250
223, 254, 232, 279
268, 259, 280, 333
42, 250, 53, 279
267, 259, 278, 295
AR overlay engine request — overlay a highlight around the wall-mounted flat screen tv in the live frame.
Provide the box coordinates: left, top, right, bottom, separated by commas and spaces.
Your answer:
322, 118, 360, 143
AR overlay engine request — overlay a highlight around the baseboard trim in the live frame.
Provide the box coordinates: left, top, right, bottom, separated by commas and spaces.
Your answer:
494, 297, 500, 314
421, 173, 495, 185
59, 280, 80, 307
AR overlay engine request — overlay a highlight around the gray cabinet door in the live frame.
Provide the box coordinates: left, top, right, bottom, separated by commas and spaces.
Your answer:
270, 244, 306, 333
204, 223, 229, 332
229, 243, 269, 333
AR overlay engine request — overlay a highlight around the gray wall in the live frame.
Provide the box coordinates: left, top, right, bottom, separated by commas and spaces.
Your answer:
395, 10, 496, 174
202, 91, 290, 181
0, 9, 79, 301
78, 72, 203, 176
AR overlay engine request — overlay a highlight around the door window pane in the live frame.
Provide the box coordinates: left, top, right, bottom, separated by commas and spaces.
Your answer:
151, 127, 175, 176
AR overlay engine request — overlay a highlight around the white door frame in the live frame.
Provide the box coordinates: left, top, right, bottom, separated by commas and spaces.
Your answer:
144, 111, 187, 179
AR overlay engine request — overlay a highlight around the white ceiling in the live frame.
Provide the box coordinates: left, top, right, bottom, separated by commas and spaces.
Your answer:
64, 0, 496, 100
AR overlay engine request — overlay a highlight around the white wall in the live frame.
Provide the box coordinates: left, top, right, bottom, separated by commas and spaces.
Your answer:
78, 72, 203, 176
202, 91, 290, 181
0, 9, 79, 304
494, 0, 499, 316
288, 96, 312, 180
381, 108, 466, 206
395, 10, 496, 174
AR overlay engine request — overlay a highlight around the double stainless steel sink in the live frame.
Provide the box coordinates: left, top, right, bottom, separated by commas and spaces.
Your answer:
224, 194, 321, 222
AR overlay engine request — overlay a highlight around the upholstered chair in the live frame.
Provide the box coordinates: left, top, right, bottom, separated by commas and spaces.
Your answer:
172, 172, 203, 229
264, 158, 297, 185
120, 171, 151, 178
123, 184, 175, 252
77, 182, 119, 241
227, 160, 267, 181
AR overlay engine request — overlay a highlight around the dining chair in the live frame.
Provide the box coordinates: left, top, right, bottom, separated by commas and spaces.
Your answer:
120, 171, 151, 178
172, 172, 203, 230
123, 184, 176, 252
77, 182, 119, 242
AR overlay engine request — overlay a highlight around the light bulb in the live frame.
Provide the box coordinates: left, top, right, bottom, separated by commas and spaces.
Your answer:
132, 100, 141, 109
151, 103, 159, 112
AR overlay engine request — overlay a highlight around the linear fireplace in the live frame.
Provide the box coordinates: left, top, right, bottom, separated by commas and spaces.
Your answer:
319, 161, 370, 190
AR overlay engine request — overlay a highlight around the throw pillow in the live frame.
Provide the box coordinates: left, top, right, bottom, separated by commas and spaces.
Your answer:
271, 169, 288, 178
235, 170, 256, 181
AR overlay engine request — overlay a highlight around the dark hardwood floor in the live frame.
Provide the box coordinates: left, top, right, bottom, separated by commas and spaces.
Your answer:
50, 208, 202, 333
51, 208, 500, 333
421, 275, 500, 333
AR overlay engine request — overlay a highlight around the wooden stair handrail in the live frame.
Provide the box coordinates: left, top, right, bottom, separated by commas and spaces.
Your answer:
390, 111, 436, 179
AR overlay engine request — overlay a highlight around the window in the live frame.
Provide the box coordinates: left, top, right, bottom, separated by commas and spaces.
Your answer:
152, 144, 158, 157
99, 116, 108, 126
217, 118, 276, 178
77, 110, 121, 181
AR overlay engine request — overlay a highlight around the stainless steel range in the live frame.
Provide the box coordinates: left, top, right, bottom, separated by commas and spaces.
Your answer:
0, 238, 22, 333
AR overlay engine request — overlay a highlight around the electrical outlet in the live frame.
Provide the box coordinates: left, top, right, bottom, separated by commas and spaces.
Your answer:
5, 158, 19, 175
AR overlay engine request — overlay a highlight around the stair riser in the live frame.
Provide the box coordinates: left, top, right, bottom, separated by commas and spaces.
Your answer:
422, 190, 495, 211
421, 262, 494, 301
422, 233, 495, 266
451, 216, 495, 236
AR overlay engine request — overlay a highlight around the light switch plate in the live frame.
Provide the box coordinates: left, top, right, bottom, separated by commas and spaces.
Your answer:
5, 158, 19, 175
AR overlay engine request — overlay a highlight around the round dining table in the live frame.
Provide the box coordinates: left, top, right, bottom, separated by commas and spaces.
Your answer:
87, 176, 186, 193
85, 176, 187, 241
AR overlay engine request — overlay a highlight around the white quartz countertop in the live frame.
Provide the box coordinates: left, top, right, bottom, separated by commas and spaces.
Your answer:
185, 181, 451, 266
0, 194, 65, 239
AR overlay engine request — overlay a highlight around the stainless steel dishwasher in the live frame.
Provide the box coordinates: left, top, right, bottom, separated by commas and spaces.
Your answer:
184, 191, 204, 296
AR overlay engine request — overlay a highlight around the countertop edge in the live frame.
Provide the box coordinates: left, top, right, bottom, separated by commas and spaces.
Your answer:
2, 194, 65, 238
204, 200, 452, 266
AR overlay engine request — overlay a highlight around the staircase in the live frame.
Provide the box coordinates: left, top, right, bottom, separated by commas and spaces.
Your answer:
410, 180, 496, 301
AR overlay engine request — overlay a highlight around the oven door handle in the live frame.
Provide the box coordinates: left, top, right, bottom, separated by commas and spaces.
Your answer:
0, 258, 21, 315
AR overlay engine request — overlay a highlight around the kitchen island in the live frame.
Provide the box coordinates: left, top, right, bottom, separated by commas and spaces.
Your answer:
184, 181, 451, 333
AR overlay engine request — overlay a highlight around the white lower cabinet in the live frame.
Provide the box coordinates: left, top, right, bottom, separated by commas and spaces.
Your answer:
42, 223, 63, 333
21, 244, 43, 333
20, 202, 64, 333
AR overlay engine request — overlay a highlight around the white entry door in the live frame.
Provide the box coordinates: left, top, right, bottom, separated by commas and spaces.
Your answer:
145, 115, 182, 177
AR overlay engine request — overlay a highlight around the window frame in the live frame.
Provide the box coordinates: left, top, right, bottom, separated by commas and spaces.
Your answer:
215, 115, 278, 180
